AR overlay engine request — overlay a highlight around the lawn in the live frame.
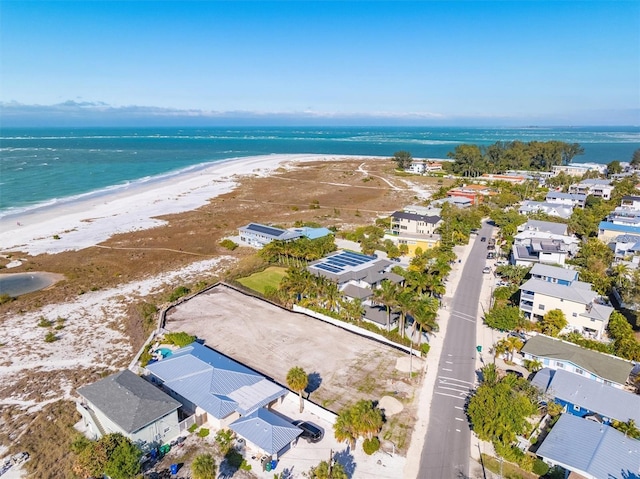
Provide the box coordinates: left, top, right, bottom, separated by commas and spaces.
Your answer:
237, 266, 288, 294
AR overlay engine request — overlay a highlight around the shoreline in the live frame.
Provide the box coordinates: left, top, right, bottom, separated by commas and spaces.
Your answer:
0, 153, 384, 256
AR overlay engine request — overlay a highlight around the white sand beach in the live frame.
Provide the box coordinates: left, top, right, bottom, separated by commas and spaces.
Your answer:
0, 153, 374, 256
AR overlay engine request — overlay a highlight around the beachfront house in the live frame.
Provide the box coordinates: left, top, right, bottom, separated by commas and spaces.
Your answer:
239, 223, 302, 248
520, 335, 633, 388
544, 191, 586, 208
146, 342, 301, 459
535, 414, 640, 479
531, 368, 640, 426
446, 184, 494, 205
518, 201, 573, 219
518, 278, 613, 339
569, 179, 614, 200
76, 370, 181, 446
529, 263, 579, 286
385, 209, 442, 257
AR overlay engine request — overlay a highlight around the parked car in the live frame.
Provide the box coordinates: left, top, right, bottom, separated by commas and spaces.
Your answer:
508, 331, 527, 341
487, 252, 494, 259
482, 267, 491, 274
480, 236, 487, 242
505, 369, 524, 378
293, 420, 324, 443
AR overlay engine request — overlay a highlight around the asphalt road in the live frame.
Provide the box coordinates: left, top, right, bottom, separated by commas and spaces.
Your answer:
418, 222, 494, 478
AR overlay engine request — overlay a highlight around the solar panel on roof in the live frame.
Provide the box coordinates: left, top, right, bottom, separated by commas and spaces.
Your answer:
315, 264, 342, 274
246, 223, 286, 237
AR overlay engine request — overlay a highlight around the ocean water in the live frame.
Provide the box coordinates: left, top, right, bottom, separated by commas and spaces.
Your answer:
1, 126, 638, 218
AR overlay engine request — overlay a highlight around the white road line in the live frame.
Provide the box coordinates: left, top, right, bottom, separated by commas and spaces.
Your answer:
451, 310, 476, 319
442, 368, 453, 372
439, 376, 475, 385
456, 429, 461, 432
450, 313, 475, 323
455, 417, 465, 421
455, 406, 464, 410
434, 392, 466, 400
445, 361, 453, 364
437, 386, 468, 394
447, 353, 452, 356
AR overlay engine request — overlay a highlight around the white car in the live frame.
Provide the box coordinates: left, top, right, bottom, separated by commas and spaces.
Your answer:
482, 267, 491, 274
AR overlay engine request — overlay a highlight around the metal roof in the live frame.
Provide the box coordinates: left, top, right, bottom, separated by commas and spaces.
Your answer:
519, 201, 573, 219
532, 368, 640, 424
229, 408, 301, 455
529, 263, 578, 283
579, 179, 613, 186
599, 221, 640, 234
391, 211, 441, 224
308, 251, 391, 282
613, 234, 640, 243
536, 414, 640, 479
78, 370, 181, 434
519, 278, 596, 304
520, 220, 568, 236
290, 227, 332, 240
364, 304, 400, 326
521, 335, 633, 386
239, 223, 301, 241
545, 192, 587, 201
146, 343, 285, 419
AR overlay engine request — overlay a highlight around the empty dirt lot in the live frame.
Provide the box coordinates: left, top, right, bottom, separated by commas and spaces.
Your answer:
163, 284, 423, 451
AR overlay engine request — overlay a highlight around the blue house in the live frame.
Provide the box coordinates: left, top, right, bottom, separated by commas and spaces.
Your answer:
532, 368, 640, 426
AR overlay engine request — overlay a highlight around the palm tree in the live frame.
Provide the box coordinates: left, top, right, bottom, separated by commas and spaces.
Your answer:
410, 296, 439, 343
341, 298, 364, 323
611, 263, 630, 290
308, 460, 348, 479
333, 409, 357, 449
396, 288, 415, 338
191, 453, 217, 479
324, 281, 341, 312
287, 366, 308, 413
373, 280, 398, 331
495, 336, 523, 362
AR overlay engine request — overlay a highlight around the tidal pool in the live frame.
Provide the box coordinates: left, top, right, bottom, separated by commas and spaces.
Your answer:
0, 272, 63, 297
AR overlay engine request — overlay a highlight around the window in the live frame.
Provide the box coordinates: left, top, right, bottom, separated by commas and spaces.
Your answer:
572, 312, 578, 317
573, 405, 580, 411
538, 304, 545, 310
556, 362, 565, 369
576, 368, 584, 375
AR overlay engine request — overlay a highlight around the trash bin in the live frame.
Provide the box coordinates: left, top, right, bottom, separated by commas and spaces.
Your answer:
265, 462, 272, 472
170, 464, 178, 475
270, 459, 278, 471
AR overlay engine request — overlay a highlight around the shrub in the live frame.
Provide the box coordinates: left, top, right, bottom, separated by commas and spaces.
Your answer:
163, 331, 196, 347
139, 344, 153, 366
224, 449, 244, 469
532, 458, 549, 476
168, 285, 191, 302
197, 428, 210, 438
188, 423, 198, 433
44, 331, 58, 343
220, 239, 238, 251
362, 437, 380, 455
420, 343, 431, 355
0, 294, 15, 305
53, 234, 60, 240
214, 429, 235, 455
38, 317, 52, 327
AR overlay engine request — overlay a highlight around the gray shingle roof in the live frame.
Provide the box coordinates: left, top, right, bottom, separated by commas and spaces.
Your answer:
519, 278, 596, 304
532, 368, 640, 424
536, 414, 640, 479
520, 220, 568, 236
146, 343, 285, 418
545, 192, 587, 201
529, 263, 578, 283
229, 408, 301, 455
521, 335, 633, 385
78, 370, 181, 434
391, 211, 441, 224
341, 284, 372, 300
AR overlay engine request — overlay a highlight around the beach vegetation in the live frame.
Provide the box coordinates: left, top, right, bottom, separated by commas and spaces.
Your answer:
139, 343, 154, 366
168, 285, 191, 302
260, 235, 336, 267
38, 316, 52, 327
309, 199, 320, 209
163, 331, 196, 347
137, 301, 158, 329
484, 305, 523, 331
197, 427, 210, 438
44, 331, 58, 342
73, 433, 141, 479
214, 429, 236, 455
219, 239, 238, 250
53, 234, 61, 240
362, 436, 380, 455
0, 292, 16, 304
632, 148, 640, 168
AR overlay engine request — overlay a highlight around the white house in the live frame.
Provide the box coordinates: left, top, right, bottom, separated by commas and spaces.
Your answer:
518, 219, 568, 236
544, 191, 586, 208
519, 278, 613, 339
238, 223, 302, 248
609, 234, 640, 265
518, 201, 573, 219
569, 179, 614, 200
77, 370, 182, 447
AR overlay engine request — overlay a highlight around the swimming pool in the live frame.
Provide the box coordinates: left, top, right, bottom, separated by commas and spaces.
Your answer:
156, 347, 173, 358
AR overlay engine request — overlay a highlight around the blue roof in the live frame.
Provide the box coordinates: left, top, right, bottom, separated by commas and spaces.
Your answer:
292, 227, 332, 240
146, 342, 285, 418
536, 414, 640, 479
532, 368, 640, 424
229, 408, 301, 455
599, 221, 640, 234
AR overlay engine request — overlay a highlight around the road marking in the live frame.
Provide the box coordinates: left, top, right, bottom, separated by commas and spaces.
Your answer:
455, 417, 465, 421
437, 386, 468, 394
439, 376, 475, 385
434, 392, 466, 400
445, 361, 453, 364
450, 310, 476, 319
455, 406, 464, 410
456, 429, 461, 432
447, 353, 452, 357
442, 368, 453, 372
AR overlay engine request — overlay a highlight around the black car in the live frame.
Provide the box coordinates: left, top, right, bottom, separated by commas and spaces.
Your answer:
293, 420, 324, 443
480, 236, 487, 242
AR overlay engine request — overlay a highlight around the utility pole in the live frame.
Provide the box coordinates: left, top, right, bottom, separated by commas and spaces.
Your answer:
328, 448, 333, 477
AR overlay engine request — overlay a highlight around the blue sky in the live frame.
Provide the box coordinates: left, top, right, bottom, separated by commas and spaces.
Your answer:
1, 1, 639, 126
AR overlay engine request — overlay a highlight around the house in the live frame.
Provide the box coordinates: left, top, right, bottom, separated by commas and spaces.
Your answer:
520, 335, 633, 388
518, 220, 568, 236
597, 221, 640, 242
403, 204, 442, 216
518, 201, 573, 219
532, 368, 640, 426
77, 370, 181, 446
431, 196, 473, 208
407, 160, 443, 174
620, 195, 640, 210
146, 342, 300, 459
239, 223, 302, 248
545, 191, 586, 208
479, 173, 527, 184
386, 210, 442, 257
511, 237, 572, 267
529, 263, 579, 286
569, 179, 614, 200
536, 414, 640, 479
446, 184, 494, 205
519, 278, 613, 339
609, 234, 640, 265
289, 226, 333, 240
552, 163, 606, 177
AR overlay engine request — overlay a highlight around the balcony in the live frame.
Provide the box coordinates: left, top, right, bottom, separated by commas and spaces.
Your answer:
521, 292, 535, 302
519, 301, 533, 312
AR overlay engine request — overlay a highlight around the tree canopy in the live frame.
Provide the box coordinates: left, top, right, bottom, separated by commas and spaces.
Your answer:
333, 400, 383, 450
484, 305, 522, 331
72, 433, 141, 479
539, 309, 567, 337
392, 150, 413, 170
287, 366, 309, 413
191, 453, 217, 479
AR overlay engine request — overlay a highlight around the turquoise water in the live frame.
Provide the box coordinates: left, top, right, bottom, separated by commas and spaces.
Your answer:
156, 348, 173, 358
1, 126, 638, 218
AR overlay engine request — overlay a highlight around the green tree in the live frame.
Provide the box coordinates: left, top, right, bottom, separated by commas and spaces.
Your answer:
287, 366, 309, 413
73, 433, 141, 479
539, 309, 567, 337
191, 453, 217, 479
373, 279, 399, 332
494, 336, 524, 362
607, 160, 622, 177
631, 148, 640, 168
484, 305, 522, 331
102, 435, 142, 479
612, 419, 640, 439
308, 459, 349, 479
333, 400, 383, 450
392, 150, 413, 169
